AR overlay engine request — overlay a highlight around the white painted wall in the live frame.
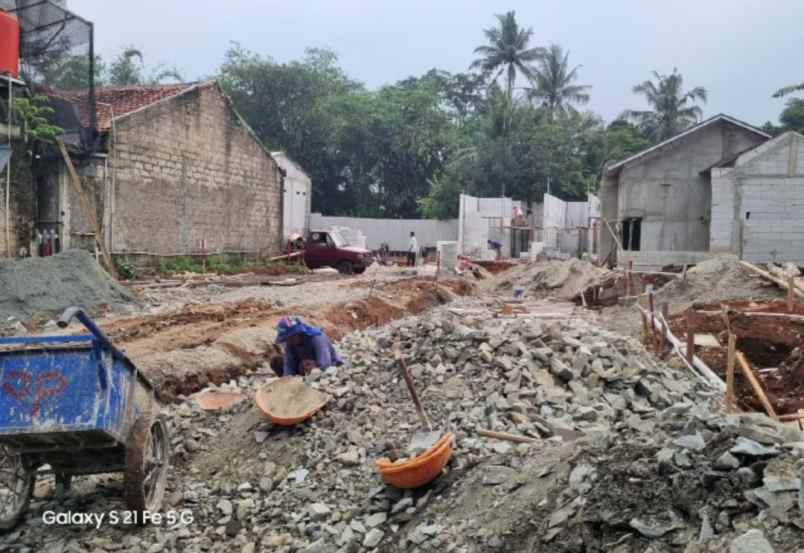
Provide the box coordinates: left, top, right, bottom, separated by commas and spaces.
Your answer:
272, 152, 312, 240
309, 214, 458, 251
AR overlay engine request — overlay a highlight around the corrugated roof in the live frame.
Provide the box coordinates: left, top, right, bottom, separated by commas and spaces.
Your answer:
605, 114, 771, 176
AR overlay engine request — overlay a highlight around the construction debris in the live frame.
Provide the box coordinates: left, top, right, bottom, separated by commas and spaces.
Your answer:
3, 257, 803, 553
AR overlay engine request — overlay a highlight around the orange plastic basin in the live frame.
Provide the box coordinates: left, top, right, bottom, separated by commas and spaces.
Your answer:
376, 432, 455, 489
255, 377, 329, 427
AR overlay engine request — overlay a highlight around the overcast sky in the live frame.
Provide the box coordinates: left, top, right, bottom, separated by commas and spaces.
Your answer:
69, 0, 803, 126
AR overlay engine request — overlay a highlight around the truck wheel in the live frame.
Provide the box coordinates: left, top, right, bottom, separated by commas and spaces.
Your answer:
354, 267, 366, 275
125, 415, 171, 518
336, 261, 354, 275
0, 446, 34, 532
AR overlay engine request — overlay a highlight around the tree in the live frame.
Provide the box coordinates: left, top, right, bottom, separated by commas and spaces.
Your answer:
773, 83, 804, 98
780, 98, 804, 132
470, 11, 543, 101
42, 54, 106, 89
603, 119, 651, 163
108, 47, 144, 85
621, 68, 707, 142
527, 44, 590, 121
108, 47, 184, 86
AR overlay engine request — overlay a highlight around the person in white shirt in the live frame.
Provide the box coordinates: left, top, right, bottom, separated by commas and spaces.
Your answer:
407, 232, 418, 267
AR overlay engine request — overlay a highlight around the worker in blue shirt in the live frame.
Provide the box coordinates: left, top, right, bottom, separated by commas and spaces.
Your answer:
273, 317, 343, 377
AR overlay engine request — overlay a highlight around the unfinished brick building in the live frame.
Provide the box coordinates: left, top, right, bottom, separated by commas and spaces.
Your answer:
46, 81, 283, 262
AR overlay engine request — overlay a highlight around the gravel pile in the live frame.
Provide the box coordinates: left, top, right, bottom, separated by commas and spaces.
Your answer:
0, 249, 136, 330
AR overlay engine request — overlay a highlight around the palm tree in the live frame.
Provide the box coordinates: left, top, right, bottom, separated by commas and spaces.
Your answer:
470, 11, 544, 101
622, 69, 707, 142
527, 44, 591, 121
774, 83, 804, 98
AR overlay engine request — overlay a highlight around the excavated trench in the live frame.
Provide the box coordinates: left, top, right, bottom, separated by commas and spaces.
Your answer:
106, 277, 476, 400
667, 299, 804, 415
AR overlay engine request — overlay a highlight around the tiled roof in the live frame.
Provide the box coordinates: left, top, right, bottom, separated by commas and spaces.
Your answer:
47, 82, 199, 131
93, 83, 196, 131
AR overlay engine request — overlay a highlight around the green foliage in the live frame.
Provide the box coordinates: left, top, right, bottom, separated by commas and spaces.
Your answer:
773, 83, 804, 98
41, 54, 106, 89
114, 258, 138, 280
621, 69, 707, 142
779, 98, 804, 132
160, 256, 204, 274
603, 120, 652, 163
108, 47, 183, 86
11, 96, 63, 144
470, 10, 544, 100
527, 44, 591, 121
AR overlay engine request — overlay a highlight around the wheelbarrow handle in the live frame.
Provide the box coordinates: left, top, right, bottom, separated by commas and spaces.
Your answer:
58, 307, 115, 352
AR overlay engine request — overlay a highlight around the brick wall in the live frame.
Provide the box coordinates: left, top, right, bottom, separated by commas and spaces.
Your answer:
107, 83, 282, 256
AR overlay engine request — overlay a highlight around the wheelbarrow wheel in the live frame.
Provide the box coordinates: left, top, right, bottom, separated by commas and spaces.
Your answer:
0, 446, 34, 532
124, 415, 170, 517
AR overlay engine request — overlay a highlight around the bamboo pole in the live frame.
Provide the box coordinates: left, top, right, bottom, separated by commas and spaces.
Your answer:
788, 276, 795, 312
57, 139, 117, 278
726, 334, 737, 412
638, 307, 725, 390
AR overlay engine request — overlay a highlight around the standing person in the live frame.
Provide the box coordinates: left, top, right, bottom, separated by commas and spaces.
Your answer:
408, 232, 418, 267
273, 317, 342, 377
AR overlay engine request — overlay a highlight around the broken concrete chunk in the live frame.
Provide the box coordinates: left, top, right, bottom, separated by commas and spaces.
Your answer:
629, 513, 682, 538
714, 452, 740, 470
730, 437, 781, 458
362, 528, 384, 548
729, 529, 775, 553
550, 358, 575, 382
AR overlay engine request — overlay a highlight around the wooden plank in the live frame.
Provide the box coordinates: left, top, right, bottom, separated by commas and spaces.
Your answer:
735, 351, 778, 419
726, 334, 737, 413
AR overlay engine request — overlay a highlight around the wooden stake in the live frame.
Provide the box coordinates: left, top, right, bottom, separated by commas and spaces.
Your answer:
726, 334, 737, 412
660, 303, 669, 354
788, 275, 795, 312
685, 310, 695, 365
736, 351, 778, 419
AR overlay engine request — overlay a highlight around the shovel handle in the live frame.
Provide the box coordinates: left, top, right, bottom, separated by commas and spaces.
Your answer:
398, 355, 433, 431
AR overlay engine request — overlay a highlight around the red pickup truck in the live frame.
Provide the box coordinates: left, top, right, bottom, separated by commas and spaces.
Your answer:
304, 230, 372, 274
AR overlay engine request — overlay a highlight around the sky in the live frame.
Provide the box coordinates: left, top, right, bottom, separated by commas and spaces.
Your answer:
69, 0, 804, 126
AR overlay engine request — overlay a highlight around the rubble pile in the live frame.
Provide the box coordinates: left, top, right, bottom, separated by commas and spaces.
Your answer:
5, 298, 803, 553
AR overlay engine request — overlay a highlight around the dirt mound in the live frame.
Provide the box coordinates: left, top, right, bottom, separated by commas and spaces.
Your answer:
0, 249, 136, 324
499, 258, 614, 301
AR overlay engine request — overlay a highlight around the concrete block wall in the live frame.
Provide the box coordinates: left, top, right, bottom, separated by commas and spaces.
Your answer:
709, 168, 738, 253
107, 84, 282, 256
611, 120, 766, 252
618, 250, 717, 271
740, 177, 804, 263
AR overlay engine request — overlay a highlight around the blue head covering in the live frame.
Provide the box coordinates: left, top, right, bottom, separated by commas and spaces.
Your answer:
275, 317, 323, 344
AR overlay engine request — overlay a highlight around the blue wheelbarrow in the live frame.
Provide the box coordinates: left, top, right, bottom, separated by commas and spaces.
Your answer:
0, 307, 170, 531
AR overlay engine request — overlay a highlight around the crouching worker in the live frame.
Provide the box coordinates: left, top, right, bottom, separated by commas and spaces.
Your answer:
273, 317, 343, 377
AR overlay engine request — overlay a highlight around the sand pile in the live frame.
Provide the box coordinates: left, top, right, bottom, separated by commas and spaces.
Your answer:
0, 249, 136, 323
499, 258, 615, 301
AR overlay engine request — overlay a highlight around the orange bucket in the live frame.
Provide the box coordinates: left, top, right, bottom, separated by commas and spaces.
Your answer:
376, 432, 455, 489
255, 377, 330, 427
